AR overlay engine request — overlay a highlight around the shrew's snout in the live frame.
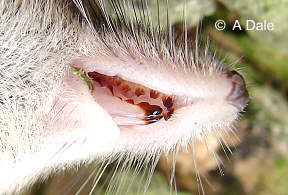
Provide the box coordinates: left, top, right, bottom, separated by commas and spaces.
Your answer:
226, 70, 249, 110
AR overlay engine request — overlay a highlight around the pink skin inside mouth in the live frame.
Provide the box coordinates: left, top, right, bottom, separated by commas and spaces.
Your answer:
87, 71, 175, 126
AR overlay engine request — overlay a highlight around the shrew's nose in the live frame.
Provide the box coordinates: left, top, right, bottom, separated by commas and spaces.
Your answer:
226, 71, 249, 110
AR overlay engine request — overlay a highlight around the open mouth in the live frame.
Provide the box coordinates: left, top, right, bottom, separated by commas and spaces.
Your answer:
87, 71, 175, 125
63, 57, 249, 150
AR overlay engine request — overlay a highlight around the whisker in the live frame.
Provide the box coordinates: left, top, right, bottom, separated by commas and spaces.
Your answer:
50, 142, 68, 160
191, 138, 205, 195
59, 166, 89, 195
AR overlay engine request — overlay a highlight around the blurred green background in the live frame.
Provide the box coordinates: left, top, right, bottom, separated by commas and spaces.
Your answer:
27, 0, 288, 194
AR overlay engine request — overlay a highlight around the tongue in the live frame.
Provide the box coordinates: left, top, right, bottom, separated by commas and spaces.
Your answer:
90, 84, 147, 125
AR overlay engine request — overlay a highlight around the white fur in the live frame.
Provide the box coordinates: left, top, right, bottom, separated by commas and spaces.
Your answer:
0, 0, 245, 194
